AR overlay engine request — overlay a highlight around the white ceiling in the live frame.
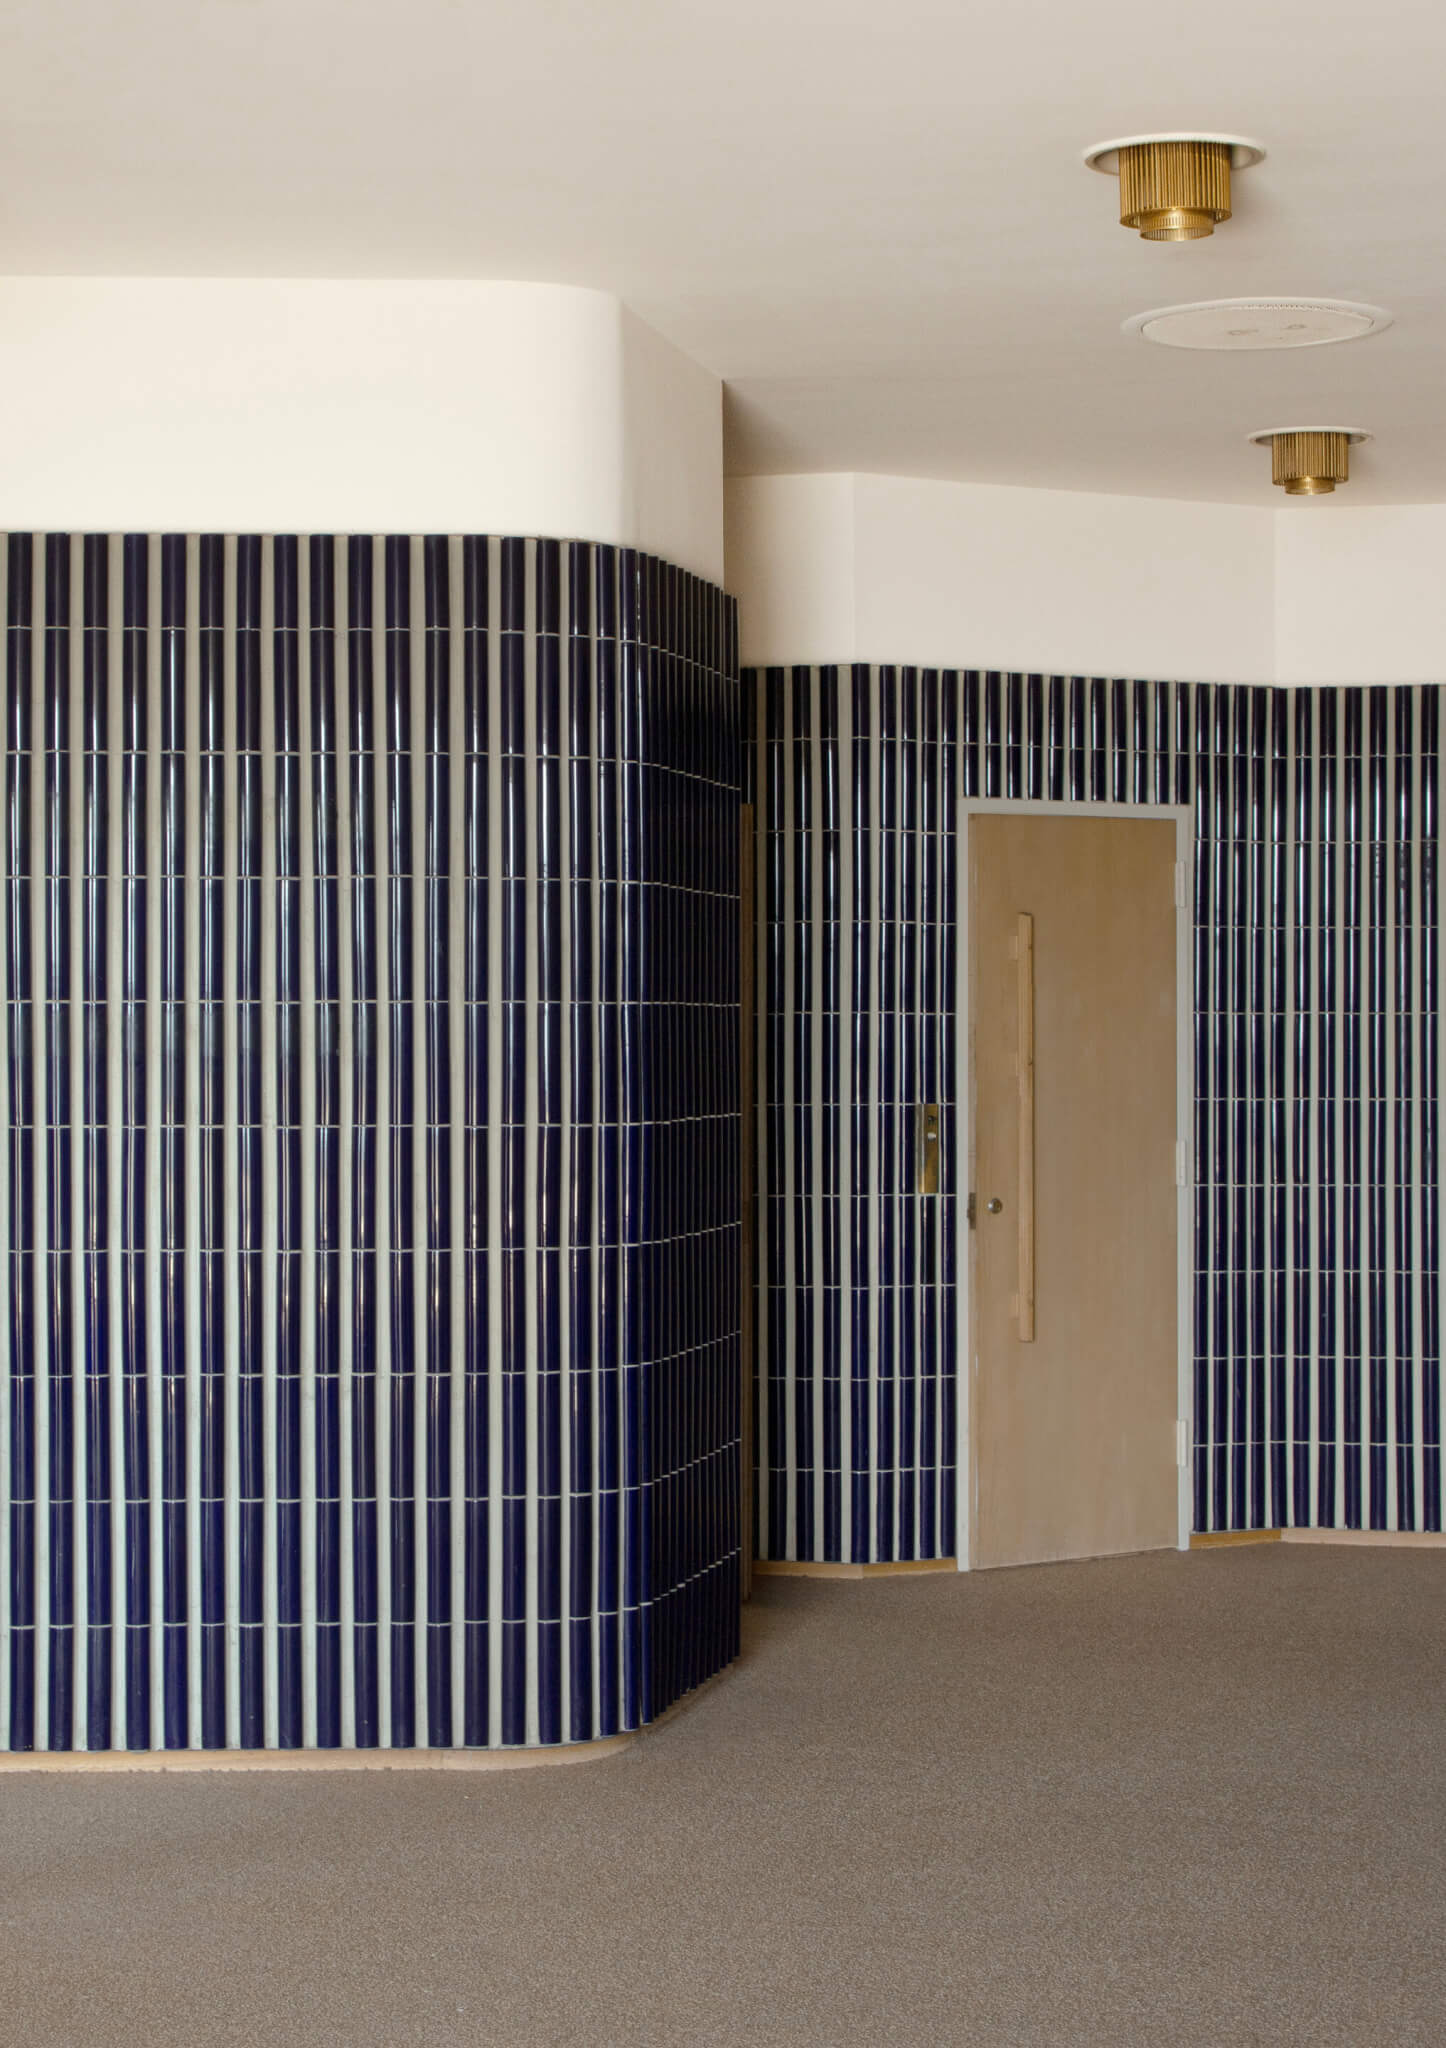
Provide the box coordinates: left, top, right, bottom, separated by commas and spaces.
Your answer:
6, 0, 1446, 505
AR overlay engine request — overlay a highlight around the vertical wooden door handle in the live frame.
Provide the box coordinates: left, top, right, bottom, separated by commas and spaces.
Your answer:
1017, 912, 1036, 1342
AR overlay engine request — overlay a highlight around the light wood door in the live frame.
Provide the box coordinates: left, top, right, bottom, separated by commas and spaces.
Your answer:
970, 815, 1179, 1568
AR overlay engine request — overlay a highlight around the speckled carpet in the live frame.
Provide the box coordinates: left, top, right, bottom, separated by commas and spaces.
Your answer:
2, 1545, 1443, 2044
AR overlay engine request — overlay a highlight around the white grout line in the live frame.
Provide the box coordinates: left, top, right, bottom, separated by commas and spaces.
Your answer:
1190, 692, 1208, 1530
410, 537, 429, 1748
1307, 696, 1321, 1528
913, 683, 926, 1551
372, 534, 393, 1750
1242, 703, 1256, 1532
258, 540, 280, 1749
485, 537, 504, 1745
108, 533, 129, 1750
866, 676, 880, 1563
298, 540, 319, 1748
145, 534, 164, 1749
1409, 693, 1424, 1529
752, 672, 769, 1561
522, 548, 541, 1746
447, 536, 468, 1746
589, 561, 604, 1731
182, 535, 202, 1745
32, 536, 51, 1748
0, 540, 10, 1748
953, 681, 970, 1572
781, 668, 796, 1555
1283, 702, 1295, 1523
1333, 725, 1347, 1527
558, 551, 574, 1741
838, 668, 854, 1565
70, 535, 90, 1749
1384, 705, 1399, 1532
335, 538, 357, 1750
1413, 706, 1429, 1528
809, 669, 824, 1562
1261, 712, 1269, 1531
1436, 738, 1445, 1532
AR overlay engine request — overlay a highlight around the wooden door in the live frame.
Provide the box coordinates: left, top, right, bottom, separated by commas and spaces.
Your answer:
970, 814, 1179, 1568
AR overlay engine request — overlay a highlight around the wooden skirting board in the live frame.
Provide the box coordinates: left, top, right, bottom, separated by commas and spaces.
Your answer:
1193, 1528, 1446, 1550
0, 1656, 743, 1773
753, 1558, 958, 1579
0, 1735, 636, 1775
761, 1539, 1441, 1566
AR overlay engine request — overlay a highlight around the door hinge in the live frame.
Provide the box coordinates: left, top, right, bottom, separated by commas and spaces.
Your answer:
1177, 1419, 1190, 1468
1175, 1139, 1188, 1188
1174, 860, 1188, 909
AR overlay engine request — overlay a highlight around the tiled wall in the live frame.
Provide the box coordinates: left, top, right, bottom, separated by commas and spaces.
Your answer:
746, 665, 1443, 1559
747, 666, 956, 1564
0, 531, 741, 1754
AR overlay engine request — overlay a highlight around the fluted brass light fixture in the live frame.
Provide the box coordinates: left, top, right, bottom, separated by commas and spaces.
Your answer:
1084, 134, 1266, 240
1247, 427, 1372, 495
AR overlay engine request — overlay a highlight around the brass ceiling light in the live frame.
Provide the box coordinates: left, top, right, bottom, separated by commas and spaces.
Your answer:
1083, 133, 1266, 240
1247, 427, 1372, 495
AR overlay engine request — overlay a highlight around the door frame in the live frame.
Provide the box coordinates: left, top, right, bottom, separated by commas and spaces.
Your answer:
739, 802, 756, 1600
954, 799, 1195, 1569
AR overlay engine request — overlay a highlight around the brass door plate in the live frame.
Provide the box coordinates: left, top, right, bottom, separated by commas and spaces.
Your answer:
919, 1103, 940, 1194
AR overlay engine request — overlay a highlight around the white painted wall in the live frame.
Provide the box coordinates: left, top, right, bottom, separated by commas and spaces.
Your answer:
0, 278, 724, 583
1275, 505, 1446, 686
620, 308, 724, 591
728, 472, 1277, 683
724, 475, 857, 665
728, 472, 1446, 685
854, 477, 1276, 685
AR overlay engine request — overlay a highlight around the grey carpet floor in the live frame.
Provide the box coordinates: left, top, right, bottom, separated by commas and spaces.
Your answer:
2, 1547, 1444, 2046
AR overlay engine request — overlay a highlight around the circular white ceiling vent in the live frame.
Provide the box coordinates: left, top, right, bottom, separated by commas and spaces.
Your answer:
1122, 297, 1394, 351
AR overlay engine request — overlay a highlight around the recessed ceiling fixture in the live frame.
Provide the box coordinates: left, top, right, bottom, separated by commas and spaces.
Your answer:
1083, 133, 1266, 240
1123, 297, 1394, 351
1248, 427, 1371, 495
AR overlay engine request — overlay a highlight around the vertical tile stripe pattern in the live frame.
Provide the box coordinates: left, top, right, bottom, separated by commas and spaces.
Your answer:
746, 666, 1443, 1558
1, 531, 741, 1754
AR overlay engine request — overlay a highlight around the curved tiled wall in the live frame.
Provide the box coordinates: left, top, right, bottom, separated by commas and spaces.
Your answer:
0, 531, 742, 1754
747, 665, 1442, 1559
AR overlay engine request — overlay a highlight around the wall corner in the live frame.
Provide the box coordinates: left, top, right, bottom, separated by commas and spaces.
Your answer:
725, 471, 859, 669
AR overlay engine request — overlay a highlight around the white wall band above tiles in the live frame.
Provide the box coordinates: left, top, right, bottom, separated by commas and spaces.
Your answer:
0, 282, 726, 585
725, 474, 1446, 687
726, 475, 1277, 684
